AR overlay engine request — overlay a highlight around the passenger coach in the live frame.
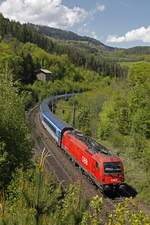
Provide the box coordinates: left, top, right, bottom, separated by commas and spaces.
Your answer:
40, 95, 73, 145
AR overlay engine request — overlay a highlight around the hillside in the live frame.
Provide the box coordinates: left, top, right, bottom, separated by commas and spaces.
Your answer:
0, 13, 149, 74
0, 13, 126, 77
29, 23, 115, 51
29, 23, 150, 63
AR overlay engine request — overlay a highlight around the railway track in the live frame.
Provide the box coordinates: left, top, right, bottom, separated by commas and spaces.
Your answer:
28, 104, 127, 223
28, 98, 150, 224
28, 106, 73, 188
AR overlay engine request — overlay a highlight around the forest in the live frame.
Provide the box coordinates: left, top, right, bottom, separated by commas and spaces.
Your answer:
0, 13, 150, 224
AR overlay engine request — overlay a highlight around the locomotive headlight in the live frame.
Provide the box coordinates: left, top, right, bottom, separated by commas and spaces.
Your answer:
119, 184, 126, 191
104, 185, 112, 193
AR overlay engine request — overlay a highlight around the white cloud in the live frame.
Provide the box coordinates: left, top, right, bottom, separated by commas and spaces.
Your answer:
96, 3, 105, 12
77, 25, 99, 40
90, 31, 98, 39
106, 26, 150, 43
0, 0, 88, 29
88, 3, 106, 21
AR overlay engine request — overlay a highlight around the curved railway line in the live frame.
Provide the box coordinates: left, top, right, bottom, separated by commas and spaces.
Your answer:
28, 105, 102, 196
28, 104, 127, 221
28, 102, 150, 223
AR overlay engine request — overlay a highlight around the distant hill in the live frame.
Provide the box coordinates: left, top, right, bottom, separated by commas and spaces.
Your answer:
0, 13, 149, 76
28, 24, 150, 61
0, 13, 126, 77
125, 46, 150, 55
29, 24, 115, 52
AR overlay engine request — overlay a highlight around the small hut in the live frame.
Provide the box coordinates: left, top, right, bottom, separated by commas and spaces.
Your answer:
36, 69, 54, 81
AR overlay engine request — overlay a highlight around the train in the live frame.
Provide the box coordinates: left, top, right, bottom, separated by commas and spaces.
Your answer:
40, 94, 125, 193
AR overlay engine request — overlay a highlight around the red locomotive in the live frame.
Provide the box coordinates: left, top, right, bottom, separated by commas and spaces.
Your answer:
61, 130, 124, 192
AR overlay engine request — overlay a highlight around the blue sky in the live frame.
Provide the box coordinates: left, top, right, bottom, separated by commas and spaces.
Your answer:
63, 0, 150, 48
0, 0, 150, 48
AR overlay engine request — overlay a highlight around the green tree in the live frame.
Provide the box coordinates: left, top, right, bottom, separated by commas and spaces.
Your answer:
0, 72, 32, 188
77, 106, 92, 136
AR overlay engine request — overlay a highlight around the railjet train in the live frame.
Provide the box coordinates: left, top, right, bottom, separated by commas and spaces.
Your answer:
40, 94, 125, 193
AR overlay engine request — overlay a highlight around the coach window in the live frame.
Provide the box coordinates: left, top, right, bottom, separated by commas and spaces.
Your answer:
44, 117, 56, 134
96, 162, 100, 170
58, 131, 61, 138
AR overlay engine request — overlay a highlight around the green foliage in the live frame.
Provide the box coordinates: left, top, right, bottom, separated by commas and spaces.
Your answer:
0, 168, 61, 225
0, 40, 36, 83
98, 92, 131, 139
97, 63, 150, 203
77, 106, 92, 136
54, 184, 86, 225
0, 163, 87, 225
98, 63, 150, 140
0, 167, 149, 225
107, 198, 150, 225
55, 81, 111, 137
0, 73, 32, 188
29, 79, 89, 102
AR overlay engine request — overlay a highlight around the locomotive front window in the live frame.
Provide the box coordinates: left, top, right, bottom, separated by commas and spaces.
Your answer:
104, 162, 122, 174
96, 162, 100, 170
